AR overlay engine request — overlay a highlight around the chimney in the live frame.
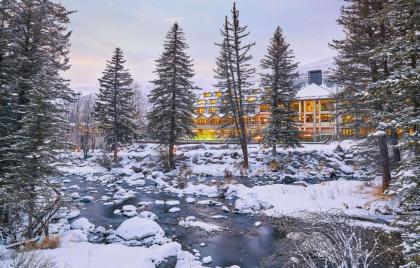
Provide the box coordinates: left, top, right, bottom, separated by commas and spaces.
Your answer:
308, 70, 322, 85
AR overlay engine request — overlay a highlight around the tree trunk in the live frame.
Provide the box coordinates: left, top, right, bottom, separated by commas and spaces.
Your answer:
378, 134, 391, 192
168, 143, 175, 169
113, 142, 118, 163
272, 143, 277, 157
390, 128, 401, 163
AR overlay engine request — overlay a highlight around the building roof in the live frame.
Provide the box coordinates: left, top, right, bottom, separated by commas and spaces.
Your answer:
296, 83, 333, 100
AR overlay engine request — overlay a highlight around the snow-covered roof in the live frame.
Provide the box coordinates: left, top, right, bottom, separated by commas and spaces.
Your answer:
296, 83, 333, 100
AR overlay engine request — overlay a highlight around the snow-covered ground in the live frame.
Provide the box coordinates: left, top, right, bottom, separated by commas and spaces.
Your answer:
1, 142, 401, 267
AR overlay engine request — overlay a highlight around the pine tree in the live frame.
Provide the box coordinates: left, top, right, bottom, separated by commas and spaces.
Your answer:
214, 3, 255, 168
0, 0, 75, 239
385, 1, 419, 264
95, 48, 137, 163
260, 26, 300, 156
331, 0, 393, 192
147, 23, 196, 169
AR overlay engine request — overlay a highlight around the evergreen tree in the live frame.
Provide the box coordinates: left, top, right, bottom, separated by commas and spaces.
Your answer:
95, 48, 137, 163
0, 0, 75, 239
214, 3, 255, 168
331, 0, 393, 192
147, 23, 196, 169
385, 1, 419, 264
260, 26, 300, 156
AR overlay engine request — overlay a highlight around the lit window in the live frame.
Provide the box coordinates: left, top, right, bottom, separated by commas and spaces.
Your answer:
210, 99, 218, 105
203, 92, 211, 98
215, 92, 222, 98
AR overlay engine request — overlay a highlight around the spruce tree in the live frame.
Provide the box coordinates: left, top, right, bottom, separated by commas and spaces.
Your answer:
95, 48, 137, 163
385, 1, 419, 264
214, 3, 255, 168
0, 0, 75, 239
260, 26, 300, 156
331, 0, 393, 192
147, 23, 196, 169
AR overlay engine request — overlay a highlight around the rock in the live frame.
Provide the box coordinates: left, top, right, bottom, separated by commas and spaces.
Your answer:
156, 256, 177, 268
139, 211, 158, 221
66, 210, 81, 220
202, 256, 213, 264
255, 221, 262, 227
71, 217, 94, 232
70, 192, 80, 199
293, 181, 308, 187
185, 197, 196, 203
68, 185, 80, 190
79, 196, 94, 203
200, 243, 206, 247
122, 205, 138, 217
131, 166, 143, 173
62, 179, 71, 183
127, 179, 146, 187
282, 175, 296, 184
165, 200, 180, 206
222, 205, 230, 212
61, 229, 88, 243
115, 217, 164, 241
168, 207, 181, 213
155, 200, 165, 205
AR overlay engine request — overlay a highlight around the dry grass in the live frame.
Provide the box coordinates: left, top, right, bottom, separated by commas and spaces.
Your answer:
371, 186, 393, 201
25, 235, 61, 250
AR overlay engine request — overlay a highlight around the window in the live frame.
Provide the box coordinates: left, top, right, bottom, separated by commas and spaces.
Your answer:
203, 92, 211, 98
197, 100, 205, 106
305, 101, 314, 112
247, 96, 256, 102
215, 92, 222, 98
291, 101, 299, 111
260, 104, 270, 112
208, 107, 218, 113
321, 114, 335, 122
305, 114, 314, 122
342, 128, 354, 136
209, 99, 218, 105
196, 108, 205, 114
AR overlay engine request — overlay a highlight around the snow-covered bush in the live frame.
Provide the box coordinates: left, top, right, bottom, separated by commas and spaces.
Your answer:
97, 153, 112, 170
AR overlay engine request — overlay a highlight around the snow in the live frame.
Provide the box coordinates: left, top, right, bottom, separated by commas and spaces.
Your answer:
138, 211, 158, 221
202, 256, 213, 264
165, 200, 180, 206
16, 242, 204, 268
70, 218, 94, 232
227, 179, 396, 220
168, 207, 181, 213
115, 217, 164, 241
296, 83, 332, 99
61, 229, 88, 243
179, 217, 222, 232
185, 197, 196, 203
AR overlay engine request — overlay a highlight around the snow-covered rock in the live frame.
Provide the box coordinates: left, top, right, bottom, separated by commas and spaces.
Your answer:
165, 200, 180, 206
115, 217, 165, 241
168, 207, 181, 213
185, 197, 196, 203
70, 192, 80, 199
70, 217, 94, 232
138, 211, 158, 221
79, 195, 94, 203
202, 256, 213, 264
61, 229, 88, 243
121, 205, 138, 217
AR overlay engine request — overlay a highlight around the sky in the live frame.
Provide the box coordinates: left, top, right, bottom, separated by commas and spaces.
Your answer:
63, 0, 345, 94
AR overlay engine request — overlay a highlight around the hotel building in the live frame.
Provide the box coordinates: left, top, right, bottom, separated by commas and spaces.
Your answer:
193, 70, 340, 142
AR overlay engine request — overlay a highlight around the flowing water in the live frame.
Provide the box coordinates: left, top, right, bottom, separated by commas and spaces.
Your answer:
63, 175, 278, 268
